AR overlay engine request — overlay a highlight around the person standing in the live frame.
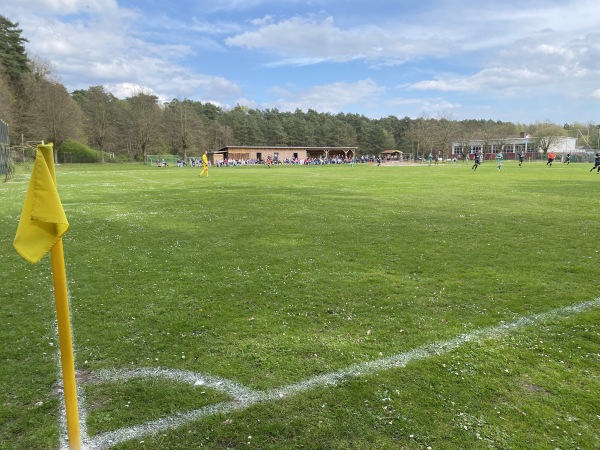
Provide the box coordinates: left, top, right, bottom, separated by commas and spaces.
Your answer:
427, 153, 433, 166
496, 151, 503, 170
199, 150, 209, 177
547, 151, 555, 167
518, 152, 524, 168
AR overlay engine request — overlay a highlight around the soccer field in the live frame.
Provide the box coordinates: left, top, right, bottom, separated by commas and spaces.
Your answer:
1, 161, 599, 449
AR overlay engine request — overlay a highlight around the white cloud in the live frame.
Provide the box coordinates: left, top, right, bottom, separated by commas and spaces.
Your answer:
408, 67, 547, 93
404, 25, 600, 109
263, 79, 385, 113
225, 15, 453, 65
103, 82, 150, 99
4, 0, 600, 123
385, 97, 463, 119
233, 97, 260, 110
104, 67, 242, 103
7, 0, 119, 16
6, 0, 243, 104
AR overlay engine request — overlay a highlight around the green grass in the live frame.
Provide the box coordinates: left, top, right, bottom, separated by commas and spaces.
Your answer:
1, 160, 599, 449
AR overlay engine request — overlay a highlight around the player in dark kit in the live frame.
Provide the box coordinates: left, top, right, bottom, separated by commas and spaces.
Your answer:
471, 152, 481, 170
590, 153, 600, 173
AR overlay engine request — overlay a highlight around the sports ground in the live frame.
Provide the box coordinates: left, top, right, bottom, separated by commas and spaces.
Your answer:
1, 160, 599, 449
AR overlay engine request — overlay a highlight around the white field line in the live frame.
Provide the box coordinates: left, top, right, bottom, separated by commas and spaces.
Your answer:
62, 298, 600, 450
92, 368, 259, 401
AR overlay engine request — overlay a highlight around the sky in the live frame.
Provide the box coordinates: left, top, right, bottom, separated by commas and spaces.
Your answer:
4, 0, 600, 124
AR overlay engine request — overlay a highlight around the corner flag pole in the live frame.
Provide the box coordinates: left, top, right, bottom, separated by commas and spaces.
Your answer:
51, 239, 81, 450
13, 143, 81, 449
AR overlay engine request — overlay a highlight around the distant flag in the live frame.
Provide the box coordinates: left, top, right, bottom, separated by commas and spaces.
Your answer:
13, 143, 81, 450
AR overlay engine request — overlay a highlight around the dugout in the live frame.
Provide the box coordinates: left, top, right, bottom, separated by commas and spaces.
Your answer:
381, 150, 403, 161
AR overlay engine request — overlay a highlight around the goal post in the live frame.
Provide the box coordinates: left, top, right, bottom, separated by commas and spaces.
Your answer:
146, 155, 183, 166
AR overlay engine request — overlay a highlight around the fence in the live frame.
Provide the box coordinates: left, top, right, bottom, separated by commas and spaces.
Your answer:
0, 119, 13, 181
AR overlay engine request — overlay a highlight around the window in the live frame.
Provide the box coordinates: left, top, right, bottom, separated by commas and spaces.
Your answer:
515, 144, 526, 154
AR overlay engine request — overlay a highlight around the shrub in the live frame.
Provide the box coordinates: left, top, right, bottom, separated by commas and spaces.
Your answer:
57, 140, 99, 163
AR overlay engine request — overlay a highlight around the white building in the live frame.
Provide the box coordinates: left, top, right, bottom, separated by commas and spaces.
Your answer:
452, 135, 578, 157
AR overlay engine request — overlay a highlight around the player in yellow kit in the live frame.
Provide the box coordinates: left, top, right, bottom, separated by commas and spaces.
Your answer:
199, 150, 209, 177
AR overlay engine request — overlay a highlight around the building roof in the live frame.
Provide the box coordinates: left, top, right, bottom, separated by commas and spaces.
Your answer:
214, 145, 357, 152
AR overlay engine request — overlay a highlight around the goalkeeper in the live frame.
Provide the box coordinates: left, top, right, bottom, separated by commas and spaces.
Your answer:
199, 151, 209, 177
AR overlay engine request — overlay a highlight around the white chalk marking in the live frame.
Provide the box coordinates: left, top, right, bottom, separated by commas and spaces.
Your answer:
60, 298, 599, 450
91, 367, 259, 401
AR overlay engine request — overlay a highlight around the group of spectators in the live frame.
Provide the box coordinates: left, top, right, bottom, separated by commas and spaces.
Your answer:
210, 155, 384, 167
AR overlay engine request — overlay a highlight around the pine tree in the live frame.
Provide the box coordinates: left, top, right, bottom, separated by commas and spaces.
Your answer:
0, 15, 31, 82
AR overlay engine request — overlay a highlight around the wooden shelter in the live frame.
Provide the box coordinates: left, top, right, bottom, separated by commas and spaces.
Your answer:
209, 146, 357, 163
381, 150, 403, 161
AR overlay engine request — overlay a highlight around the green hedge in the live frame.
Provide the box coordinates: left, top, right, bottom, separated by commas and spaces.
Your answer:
57, 139, 100, 163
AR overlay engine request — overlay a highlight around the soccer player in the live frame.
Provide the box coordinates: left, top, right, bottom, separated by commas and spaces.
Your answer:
471, 152, 480, 170
590, 153, 600, 173
199, 150, 209, 177
564, 153, 571, 165
547, 151, 555, 167
496, 152, 503, 170
518, 152, 524, 168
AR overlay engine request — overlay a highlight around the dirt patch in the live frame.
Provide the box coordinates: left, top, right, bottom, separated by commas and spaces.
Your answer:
520, 380, 551, 396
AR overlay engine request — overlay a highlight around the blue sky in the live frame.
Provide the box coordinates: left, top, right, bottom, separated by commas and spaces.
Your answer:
5, 0, 600, 124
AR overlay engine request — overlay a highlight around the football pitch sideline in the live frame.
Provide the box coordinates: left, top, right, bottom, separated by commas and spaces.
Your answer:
1, 161, 599, 449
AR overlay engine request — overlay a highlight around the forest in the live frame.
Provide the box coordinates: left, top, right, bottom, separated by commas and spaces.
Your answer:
1, 15, 598, 163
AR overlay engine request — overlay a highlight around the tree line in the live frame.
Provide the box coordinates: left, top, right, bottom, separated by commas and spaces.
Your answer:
1, 15, 598, 163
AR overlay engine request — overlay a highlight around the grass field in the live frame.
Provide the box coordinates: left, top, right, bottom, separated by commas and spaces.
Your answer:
1, 160, 599, 450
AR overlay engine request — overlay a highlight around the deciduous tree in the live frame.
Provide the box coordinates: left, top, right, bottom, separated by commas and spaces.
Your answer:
527, 122, 567, 154
163, 99, 205, 159
72, 86, 121, 162
126, 91, 162, 161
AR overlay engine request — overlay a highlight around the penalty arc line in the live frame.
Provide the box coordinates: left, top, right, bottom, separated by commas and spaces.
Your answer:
65, 297, 600, 450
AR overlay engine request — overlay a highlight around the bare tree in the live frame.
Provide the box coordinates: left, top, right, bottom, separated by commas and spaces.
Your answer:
28, 55, 60, 83
204, 121, 234, 151
72, 86, 120, 162
126, 91, 162, 161
19, 75, 84, 160
453, 122, 477, 159
408, 113, 436, 161
527, 122, 567, 154
434, 113, 457, 159
163, 99, 205, 159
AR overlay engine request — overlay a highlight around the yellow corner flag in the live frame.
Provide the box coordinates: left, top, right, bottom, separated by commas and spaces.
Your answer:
13, 143, 81, 450
14, 143, 70, 263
